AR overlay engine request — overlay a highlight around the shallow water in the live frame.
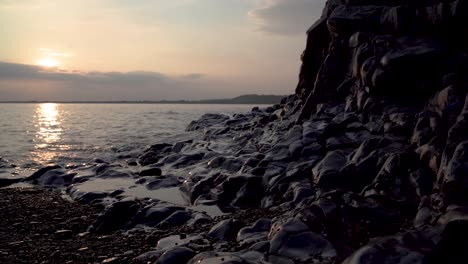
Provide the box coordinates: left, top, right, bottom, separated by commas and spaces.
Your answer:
72, 178, 225, 216
0, 103, 257, 176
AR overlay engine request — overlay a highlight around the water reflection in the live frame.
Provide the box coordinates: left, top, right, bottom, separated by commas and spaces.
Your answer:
33, 103, 63, 164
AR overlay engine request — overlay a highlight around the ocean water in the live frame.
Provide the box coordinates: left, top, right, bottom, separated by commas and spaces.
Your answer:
0, 103, 258, 177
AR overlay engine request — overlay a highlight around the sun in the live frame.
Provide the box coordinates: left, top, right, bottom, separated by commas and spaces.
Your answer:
37, 57, 59, 68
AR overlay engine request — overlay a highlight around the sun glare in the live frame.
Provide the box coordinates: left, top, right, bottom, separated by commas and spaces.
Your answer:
37, 57, 59, 68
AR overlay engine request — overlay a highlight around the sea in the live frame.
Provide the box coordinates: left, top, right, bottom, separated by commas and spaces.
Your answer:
0, 103, 258, 177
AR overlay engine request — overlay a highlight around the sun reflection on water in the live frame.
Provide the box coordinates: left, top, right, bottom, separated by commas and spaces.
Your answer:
33, 103, 63, 164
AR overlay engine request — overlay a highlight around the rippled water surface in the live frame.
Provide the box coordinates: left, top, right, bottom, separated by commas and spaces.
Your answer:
0, 103, 257, 176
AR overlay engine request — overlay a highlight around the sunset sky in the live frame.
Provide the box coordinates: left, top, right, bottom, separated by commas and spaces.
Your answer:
0, 0, 326, 101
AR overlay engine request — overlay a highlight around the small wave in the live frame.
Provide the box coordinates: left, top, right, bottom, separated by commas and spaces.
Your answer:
164, 111, 180, 115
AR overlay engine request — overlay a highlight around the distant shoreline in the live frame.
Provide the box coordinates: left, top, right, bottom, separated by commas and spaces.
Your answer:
0, 94, 285, 105
0, 101, 274, 104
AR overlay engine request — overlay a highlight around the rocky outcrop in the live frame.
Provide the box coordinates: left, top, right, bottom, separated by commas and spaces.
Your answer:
296, 0, 468, 122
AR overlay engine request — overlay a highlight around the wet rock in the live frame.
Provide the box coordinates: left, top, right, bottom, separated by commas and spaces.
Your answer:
292, 186, 314, 204
312, 151, 347, 188
269, 218, 335, 259
156, 247, 195, 264
328, 5, 385, 37
414, 197, 434, 228
134, 250, 161, 261
214, 175, 264, 208
374, 40, 444, 102
365, 119, 384, 135
265, 144, 291, 162
145, 176, 179, 190
68, 190, 108, 204
172, 141, 191, 153
326, 134, 359, 150
157, 235, 203, 250
426, 220, 468, 264
0, 177, 21, 187
34, 168, 75, 187
182, 174, 217, 204
187, 213, 212, 227
363, 152, 419, 202
237, 218, 271, 244
288, 140, 303, 159
350, 138, 390, 164
171, 152, 205, 168
277, 231, 336, 259
342, 233, 427, 264
25, 165, 62, 181
409, 167, 434, 197
158, 210, 192, 228
128, 203, 184, 228
441, 141, 468, 203
302, 120, 329, 144
187, 114, 230, 131
384, 112, 414, 136
208, 219, 245, 241
139, 167, 162, 177
250, 241, 270, 253
208, 157, 243, 173
88, 199, 140, 233
437, 206, 468, 226
188, 252, 244, 264
96, 167, 134, 179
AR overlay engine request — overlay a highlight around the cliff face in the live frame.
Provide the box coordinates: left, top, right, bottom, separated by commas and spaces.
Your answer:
291, 0, 468, 201
296, 0, 468, 120
269, 0, 468, 262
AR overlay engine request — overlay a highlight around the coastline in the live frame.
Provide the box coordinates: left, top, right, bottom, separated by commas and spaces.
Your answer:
2, 0, 468, 263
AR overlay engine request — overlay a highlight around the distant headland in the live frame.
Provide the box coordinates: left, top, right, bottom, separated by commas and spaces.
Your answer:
0, 94, 285, 105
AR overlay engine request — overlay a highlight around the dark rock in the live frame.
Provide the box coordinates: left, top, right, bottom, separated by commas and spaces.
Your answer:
0, 177, 21, 187
373, 39, 444, 102
442, 141, 468, 203
158, 210, 192, 228
208, 219, 245, 241
350, 138, 390, 164
128, 203, 183, 228
312, 151, 347, 188
187, 114, 230, 131
342, 232, 427, 264
72, 191, 108, 204
215, 175, 264, 208
187, 252, 244, 264
88, 200, 140, 233
426, 220, 468, 264
156, 247, 195, 264
237, 218, 271, 243
363, 152, 419, 202
328, 5, 384, 37
139, 167, 162, 177
25, 165, 62, 181
269, 218, 336, 259
250, 241, 270, 253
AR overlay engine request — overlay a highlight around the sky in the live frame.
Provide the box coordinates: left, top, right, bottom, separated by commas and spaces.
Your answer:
0, 0, 326, 101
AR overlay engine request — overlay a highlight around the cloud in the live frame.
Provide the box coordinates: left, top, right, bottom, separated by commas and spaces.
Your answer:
248, 0, 327, 35
0, 61, 291, 101
0, 62, 215, 101
39, 48, 74, 58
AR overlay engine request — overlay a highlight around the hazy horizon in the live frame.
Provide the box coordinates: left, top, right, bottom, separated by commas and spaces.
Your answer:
0, 0, 326, 101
